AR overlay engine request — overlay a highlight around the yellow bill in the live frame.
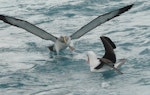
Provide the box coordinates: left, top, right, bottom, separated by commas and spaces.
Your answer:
63, 36, 67, 44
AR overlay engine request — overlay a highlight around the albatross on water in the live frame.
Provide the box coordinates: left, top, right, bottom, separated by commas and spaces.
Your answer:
86, 36, 126, 74
0, 4, 133, 54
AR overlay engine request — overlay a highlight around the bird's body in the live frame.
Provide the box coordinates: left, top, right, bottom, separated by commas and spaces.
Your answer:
87, 51, 110, 72
49, 36, 71, 53
86, 36, 126, 74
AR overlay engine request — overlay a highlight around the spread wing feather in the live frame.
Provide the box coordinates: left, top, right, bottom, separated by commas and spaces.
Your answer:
70, 4, 133, 40
0, 15, 57, 42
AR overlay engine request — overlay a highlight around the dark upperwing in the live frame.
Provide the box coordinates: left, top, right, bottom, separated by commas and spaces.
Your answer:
100, 36, 116, 63
95, 36, 116, 69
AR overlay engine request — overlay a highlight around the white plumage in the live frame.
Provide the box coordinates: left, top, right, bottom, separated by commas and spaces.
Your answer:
87, 51, 111, 72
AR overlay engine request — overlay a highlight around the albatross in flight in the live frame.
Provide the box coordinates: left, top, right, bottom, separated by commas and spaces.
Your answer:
0, 4, 133, 54
86, 36, 127, 74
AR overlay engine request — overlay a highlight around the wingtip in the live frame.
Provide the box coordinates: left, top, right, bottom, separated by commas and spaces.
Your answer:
0, 15, 7, 22
126, 4, 134, 9
100, 36, 116, 49
100, 36, 106, 39
110, 4, 134, 16
118, 4, 134, 14
0, 15, 5, 19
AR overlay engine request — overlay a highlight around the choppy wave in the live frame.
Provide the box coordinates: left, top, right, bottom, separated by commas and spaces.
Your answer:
0, 0, 150, 95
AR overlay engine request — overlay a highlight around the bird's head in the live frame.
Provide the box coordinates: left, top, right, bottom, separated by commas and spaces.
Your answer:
59, 36, 70, 44
59, 36, 74, 51
86, 51, 98, 65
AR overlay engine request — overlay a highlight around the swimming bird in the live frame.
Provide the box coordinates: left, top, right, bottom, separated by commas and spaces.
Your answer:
0, 4, 133, 54
86, 36, 126, 74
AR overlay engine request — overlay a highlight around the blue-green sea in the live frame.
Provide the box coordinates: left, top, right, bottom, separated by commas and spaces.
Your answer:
0, 0, 149, 95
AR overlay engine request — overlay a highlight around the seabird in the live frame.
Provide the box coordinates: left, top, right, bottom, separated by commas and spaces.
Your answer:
0, 4, 133, 54
86, 36, 126, 74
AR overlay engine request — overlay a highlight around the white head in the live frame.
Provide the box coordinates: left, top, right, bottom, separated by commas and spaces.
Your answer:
59, 36, 71, 45
86, 51, 99, 68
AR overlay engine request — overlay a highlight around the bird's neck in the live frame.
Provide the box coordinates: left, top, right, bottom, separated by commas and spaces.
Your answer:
89, 56, 99, 69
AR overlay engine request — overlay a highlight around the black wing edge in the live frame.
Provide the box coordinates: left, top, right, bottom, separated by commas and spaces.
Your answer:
0, 15, 58, 41
70, 4, 134, 40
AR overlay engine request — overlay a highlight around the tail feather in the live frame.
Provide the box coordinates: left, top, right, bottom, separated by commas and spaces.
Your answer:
48, 45, 54, 51
115, 59, 127, 68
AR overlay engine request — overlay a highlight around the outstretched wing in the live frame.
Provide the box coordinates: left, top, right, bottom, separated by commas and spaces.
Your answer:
70, 4, 134, 40
100, 36, 116, 63
0, 15, 57, 42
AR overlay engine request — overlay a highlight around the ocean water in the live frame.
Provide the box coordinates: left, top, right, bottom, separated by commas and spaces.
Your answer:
0, 0, 150, 95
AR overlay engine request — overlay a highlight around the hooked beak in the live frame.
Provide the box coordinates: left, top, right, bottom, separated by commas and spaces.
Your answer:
63, 36, 75, 51
63, 36, 67, 44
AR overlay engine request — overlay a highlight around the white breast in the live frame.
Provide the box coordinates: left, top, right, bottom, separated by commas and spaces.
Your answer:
54, 36, 71, 53
87, 51, 99, 72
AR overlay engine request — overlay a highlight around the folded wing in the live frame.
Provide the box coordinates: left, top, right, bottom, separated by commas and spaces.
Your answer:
0, 15, 57, 42
70, 4, 134, 40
